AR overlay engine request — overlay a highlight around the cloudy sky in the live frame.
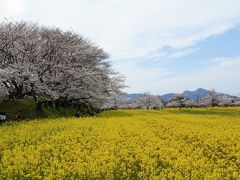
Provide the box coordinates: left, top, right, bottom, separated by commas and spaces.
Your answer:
1, 0, 240, 95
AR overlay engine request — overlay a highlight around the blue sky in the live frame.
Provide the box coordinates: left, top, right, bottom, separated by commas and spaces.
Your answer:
1, 0, 240, 95
151, 27, 240, 73
114, 26, 240, 95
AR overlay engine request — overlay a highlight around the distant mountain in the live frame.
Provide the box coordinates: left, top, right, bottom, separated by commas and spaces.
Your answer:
161, 93, 178, 101
182, 88, 234, 100
128, 88, 233, 101
219, 92, 234, 98
127, 93, 144, 100
182, 88, 209, 100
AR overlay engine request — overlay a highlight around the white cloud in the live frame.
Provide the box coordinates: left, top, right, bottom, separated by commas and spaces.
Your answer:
150, 47, 199, 63
114, 62, 172, 93
1, 0, 239, 60
165, 48, 199, 60
2, 0, 26, 17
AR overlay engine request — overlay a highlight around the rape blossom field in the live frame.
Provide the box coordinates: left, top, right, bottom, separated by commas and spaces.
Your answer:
0, 107, 240, 179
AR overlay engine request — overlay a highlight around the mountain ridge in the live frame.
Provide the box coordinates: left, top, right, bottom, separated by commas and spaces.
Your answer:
128, 88, 234, 101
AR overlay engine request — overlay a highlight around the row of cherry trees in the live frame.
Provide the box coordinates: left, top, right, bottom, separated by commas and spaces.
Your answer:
166, 89, 239, 109
0, 21, 124, 113
110, 90, 240, 110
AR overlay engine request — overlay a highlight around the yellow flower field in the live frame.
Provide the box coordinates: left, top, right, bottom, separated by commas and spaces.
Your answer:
1, 107, 240, 179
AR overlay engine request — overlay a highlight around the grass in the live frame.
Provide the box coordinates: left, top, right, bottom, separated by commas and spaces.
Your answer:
0, 107, 240, 178
0, 98, 77, 120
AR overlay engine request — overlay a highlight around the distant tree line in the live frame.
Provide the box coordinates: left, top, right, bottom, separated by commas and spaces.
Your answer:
105, 89, 240, 110
0, 21, 124, 114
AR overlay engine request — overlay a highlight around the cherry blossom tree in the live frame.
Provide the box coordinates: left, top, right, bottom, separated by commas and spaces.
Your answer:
206, 89, 220, 107
137, 93, 162, 110
0, 21, 125, 113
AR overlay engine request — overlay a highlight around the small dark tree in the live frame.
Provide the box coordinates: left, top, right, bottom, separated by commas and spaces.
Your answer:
172, 95, 187, 109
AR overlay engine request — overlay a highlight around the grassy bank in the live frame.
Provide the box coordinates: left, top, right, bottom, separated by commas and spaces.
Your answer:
0, 98, 76, 120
